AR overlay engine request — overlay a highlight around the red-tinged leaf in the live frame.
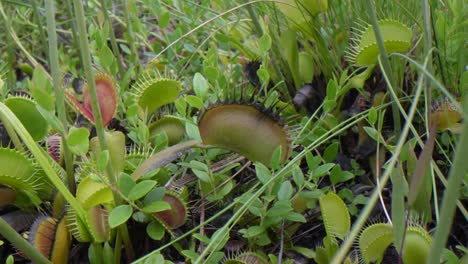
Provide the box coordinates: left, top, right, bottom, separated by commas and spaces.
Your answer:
407, 121, 437, 207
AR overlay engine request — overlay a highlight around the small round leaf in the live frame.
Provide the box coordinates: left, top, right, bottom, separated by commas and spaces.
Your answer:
109, 205, 132, 228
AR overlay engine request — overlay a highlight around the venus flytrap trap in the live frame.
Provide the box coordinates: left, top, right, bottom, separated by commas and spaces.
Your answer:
347, 19, 412, 67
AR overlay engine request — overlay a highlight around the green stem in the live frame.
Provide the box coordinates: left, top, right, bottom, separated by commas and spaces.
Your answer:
1, 114, 24, 152
0, 217, 51, 264
421, 0, 438, 223
71, 0, 134, 259
65, 0, 82, 66
98, 0, 125, 78
122, 0, 139, 68
114, 231, 122, 264
32, 0, 49, 63
2, 3, 17, 88
45, 0, 76, 194
246, 4, 263, 36
428, 93, 468, 262
365, 0, 401, 136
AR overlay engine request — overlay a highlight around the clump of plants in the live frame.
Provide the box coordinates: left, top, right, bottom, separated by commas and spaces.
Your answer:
0, 0, 466, 263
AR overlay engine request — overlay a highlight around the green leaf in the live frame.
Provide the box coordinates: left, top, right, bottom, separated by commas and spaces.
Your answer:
368, 107, 378, 125
185, 122, 201, 141
363, 126, 381, 142
203, 66, 219, 82
143, 187, 165, 205
391, 163, 406, 253
257, 65, 270, 85
291, 246, 315, 259
99, 45, 114, 69
67, 127, 90, 156
286, 212, 307, 223
292, 163, 305, 186
407, 122, 437, 207
323, 142, 338, 163
312, 163, 335, 179
109, 205, 133, 228
96, 150, 109, 172
270, 146, 282, 170
31, 88, 55, 111
102, 242, 114, 264
142, 201, 171, 213
30, 66, 54, 111
158, 12, 170, 28
128, 180, 157, 201
241, 225, 265, 238
118, 173, 135, 197
329, 165, 354, 185
185, 95, 204, 109
6, 255, 14, 264
174, 97, 187, 117
278, 181, 293, 201
267, 200, 293, 218
255, 162, 271, 185
146, 221, 165, 240
259, 33, 272, 52
193, 233, 211, 244
326, 79, 338, 100
193, 73, 209, 100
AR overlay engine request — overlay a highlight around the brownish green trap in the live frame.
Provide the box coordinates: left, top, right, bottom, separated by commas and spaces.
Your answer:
149, 116, 185, 146
29, 216, 71, 263
153, 192, 188, 230
198, 103, 291, 166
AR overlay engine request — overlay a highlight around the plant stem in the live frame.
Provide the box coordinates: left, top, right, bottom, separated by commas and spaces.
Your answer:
98, 0, 125, 78
1, 115, 24, 152
31, 0, 49, 63
428, 93, 468, 262
421, 0, 439, 223
65, 0, 82, 66
0, 217, 51, 264
365, 0, 401, 136
122, 0, 139, 68
246, 4, 263, 36
2, 3, 18, 88
71, 0, 134, 259
45, 0, 76, 194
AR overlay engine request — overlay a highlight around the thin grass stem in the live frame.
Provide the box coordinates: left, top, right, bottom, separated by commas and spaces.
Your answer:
45, 0, 76, 194
365, 0, 401, 136
98, 0, 125, 78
